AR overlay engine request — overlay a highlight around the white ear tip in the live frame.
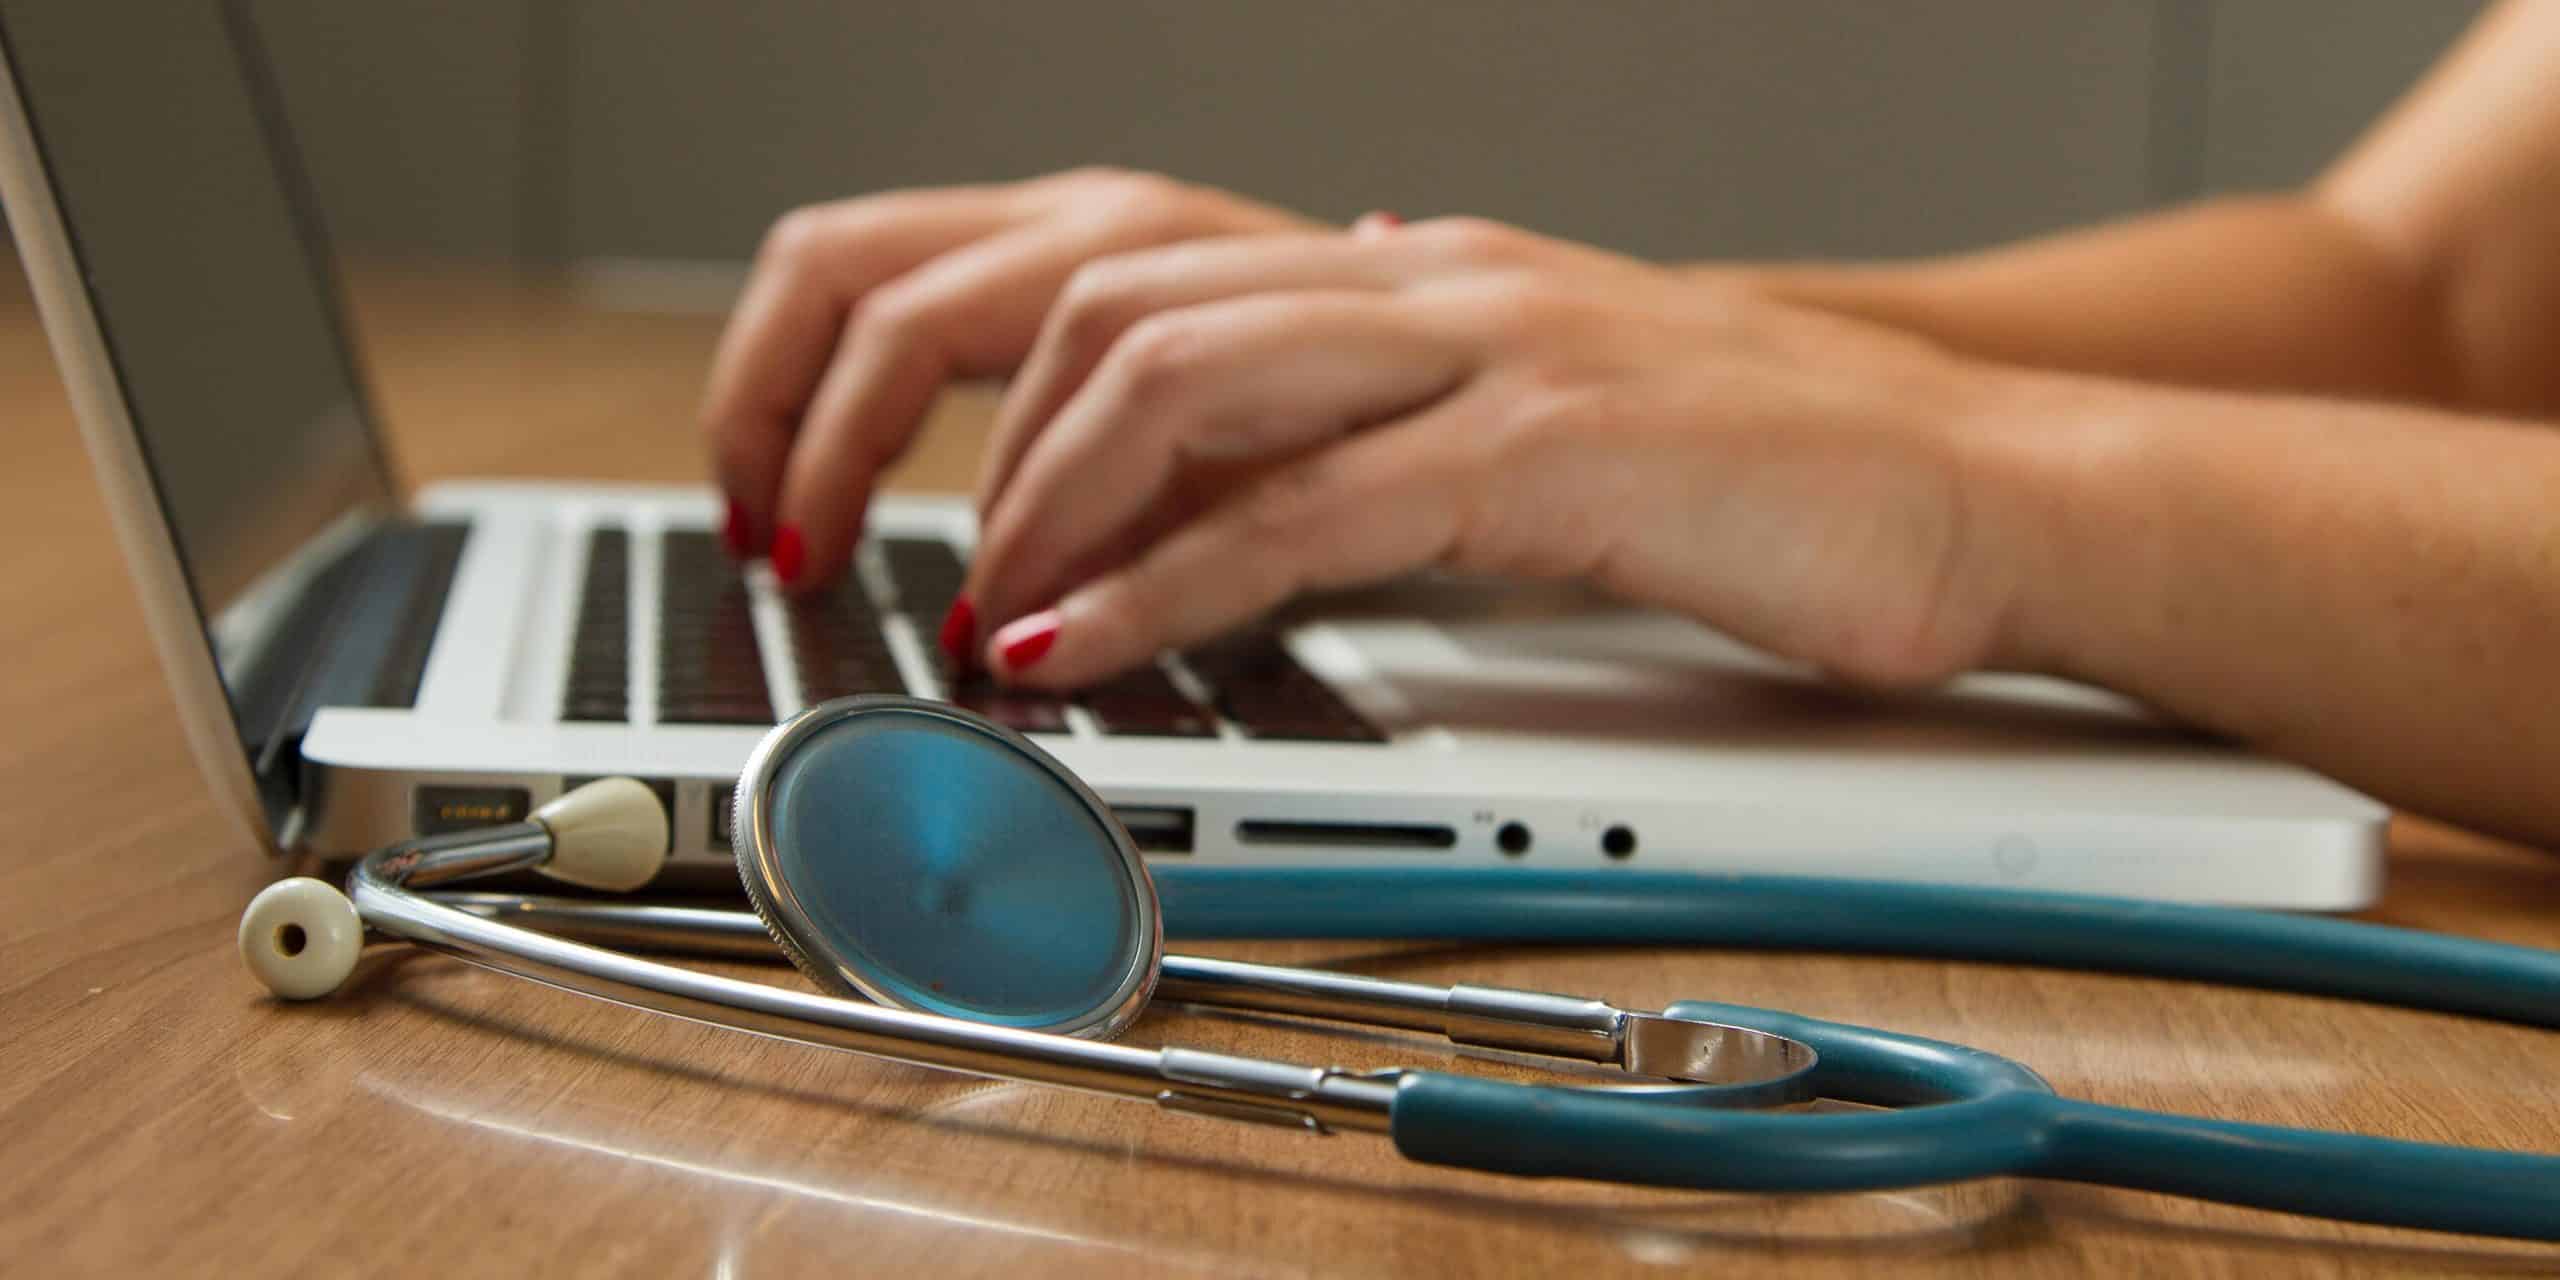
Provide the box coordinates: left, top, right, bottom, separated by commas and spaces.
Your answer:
532, 777, 668, 892
239, 877, 364, 999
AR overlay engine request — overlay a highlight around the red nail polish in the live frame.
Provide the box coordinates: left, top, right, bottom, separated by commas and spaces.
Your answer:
1353, 209, 1403, 237
994, 610, 1060, 672
721, 499, 753, 558
771, 524, 806, 587
938, 595, 978, 667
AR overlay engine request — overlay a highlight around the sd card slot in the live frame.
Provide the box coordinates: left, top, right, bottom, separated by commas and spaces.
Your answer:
1235, 820, 1456, 851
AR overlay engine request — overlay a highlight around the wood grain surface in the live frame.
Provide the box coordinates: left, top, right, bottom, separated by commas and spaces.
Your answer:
4, 267, 2558, 1278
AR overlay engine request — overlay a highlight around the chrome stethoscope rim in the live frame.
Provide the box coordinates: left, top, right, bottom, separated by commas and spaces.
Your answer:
731, 694, 1166, 1042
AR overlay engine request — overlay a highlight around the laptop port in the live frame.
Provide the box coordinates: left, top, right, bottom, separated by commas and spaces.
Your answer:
1235, 820, 1457, 851
710, 784, 737, 848
413, 785, 529, 835
1113, 806, 1195, 854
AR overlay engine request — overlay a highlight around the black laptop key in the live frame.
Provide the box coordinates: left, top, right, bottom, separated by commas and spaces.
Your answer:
563, 670, 630, 698
880, 537, 967, 624
560, 527, 629, 722
1218, 700, 1383, 743
656, 530, 773, 724
660, 695, 781, 726
784, 591, 904, 703
1185, 630, 1384, 743
1081, 665, 1217, 738
562, 693, 629, 722
946, 674, 1071, 734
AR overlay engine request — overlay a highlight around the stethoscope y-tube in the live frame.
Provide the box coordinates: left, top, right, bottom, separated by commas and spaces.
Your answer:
238, 697, 2560, 1241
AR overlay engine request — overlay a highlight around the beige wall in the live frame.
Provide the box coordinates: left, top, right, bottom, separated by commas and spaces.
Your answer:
248, 1, 2484, 270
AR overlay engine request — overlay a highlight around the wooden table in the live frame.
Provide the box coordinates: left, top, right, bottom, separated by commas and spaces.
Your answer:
5, 268, 2559, 1278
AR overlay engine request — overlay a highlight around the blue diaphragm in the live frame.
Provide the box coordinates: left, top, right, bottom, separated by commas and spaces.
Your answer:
748, 699, 1155, 1034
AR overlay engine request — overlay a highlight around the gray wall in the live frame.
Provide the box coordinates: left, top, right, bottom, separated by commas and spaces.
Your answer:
249, 1, 2484, 271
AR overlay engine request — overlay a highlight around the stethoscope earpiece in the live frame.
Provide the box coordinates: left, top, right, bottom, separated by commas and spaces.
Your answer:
239, 774, 673, 1001
239, 876, 363, 1000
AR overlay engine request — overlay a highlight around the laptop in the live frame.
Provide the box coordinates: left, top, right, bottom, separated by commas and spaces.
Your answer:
0, 2, 2386, 907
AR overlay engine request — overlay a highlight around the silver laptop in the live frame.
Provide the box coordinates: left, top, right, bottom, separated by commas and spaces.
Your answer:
0, 2, 2386, 907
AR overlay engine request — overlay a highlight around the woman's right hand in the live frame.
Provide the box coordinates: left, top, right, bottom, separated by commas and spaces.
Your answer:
698, 167, 1322, 589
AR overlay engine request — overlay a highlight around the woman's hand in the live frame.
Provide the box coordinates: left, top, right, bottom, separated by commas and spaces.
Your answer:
962, 215, 2039, 691
699, 167, 1320, 587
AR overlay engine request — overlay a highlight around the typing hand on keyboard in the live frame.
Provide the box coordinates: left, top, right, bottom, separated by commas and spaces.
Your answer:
696, 175, 2001, 705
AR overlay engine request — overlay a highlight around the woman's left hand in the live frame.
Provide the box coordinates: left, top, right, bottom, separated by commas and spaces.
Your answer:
961, 217, 2040, 691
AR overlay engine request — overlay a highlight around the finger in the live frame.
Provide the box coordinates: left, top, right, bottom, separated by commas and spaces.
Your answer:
770, 216, 1207, 590
985, 406, 1479, 688
967, 291, 1478, 630
973, 220, 1527, 517
699, 187, 1029, 548
974, 231, 1414, 514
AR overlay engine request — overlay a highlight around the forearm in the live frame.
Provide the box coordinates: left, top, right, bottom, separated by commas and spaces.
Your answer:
1699, 196, 2456, 405
1972, 370, 2560, 845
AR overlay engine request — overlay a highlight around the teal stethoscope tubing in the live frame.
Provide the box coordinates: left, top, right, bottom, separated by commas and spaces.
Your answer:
1156, 868, 2560, 1239
1156, 868, 2560, 1026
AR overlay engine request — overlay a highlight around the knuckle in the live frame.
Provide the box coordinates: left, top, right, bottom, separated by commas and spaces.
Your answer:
1412, 215, 1527, 263
757, 205, 838, 268
1459, 277, 1570, 340
1497, 381, 1610, 461
851, 278, 960, 353
1106, 314, 1213, 408
1079, 171, 1208, 233
1052, 259, 1148, 352
1089, 167, 1184, 207
1054, 163, 1146, 190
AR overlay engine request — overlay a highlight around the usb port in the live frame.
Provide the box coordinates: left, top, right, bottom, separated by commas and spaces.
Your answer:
1112, 805, 1195, 854
413, 785, 530, 835
710, 784, 737, 848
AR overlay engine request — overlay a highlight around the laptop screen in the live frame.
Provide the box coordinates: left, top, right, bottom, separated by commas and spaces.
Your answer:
0, 1, 398, 827
0, 1, 393, 625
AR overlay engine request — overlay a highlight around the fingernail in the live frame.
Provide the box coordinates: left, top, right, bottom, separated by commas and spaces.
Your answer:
938, 595, 978, 667
992, 609, 1060, 673
721, 498, 753, 558
1352, 209, 1403, 238
771, 524, 806, 587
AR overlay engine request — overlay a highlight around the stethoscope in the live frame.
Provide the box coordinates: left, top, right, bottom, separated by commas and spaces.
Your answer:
239, 695, 2560, 1241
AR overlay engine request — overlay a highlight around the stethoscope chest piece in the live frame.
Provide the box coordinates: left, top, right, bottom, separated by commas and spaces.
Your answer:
731, 695, 1163, 1039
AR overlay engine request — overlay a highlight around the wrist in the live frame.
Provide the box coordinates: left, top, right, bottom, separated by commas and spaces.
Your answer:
1940, 363, 2158, 683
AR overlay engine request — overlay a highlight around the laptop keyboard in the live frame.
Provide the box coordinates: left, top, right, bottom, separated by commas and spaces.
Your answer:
562, 525, 1382, 742
657, 530, 776, 725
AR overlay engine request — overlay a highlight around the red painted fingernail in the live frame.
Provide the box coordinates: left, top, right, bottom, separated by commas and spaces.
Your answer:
938, 595, 978, 667
993, 610, 1060, 673
721, 498, 753, 558
771, 524, 806, 587
1352, 209, 1403, 237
